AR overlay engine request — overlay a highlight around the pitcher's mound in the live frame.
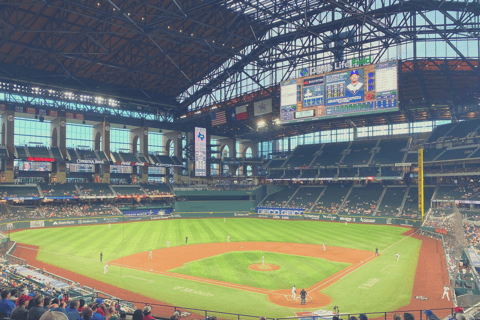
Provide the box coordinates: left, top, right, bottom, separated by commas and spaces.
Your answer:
248, 263, 280, 271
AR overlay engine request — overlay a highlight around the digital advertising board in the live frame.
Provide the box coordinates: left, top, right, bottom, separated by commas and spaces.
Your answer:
280, 58, 398, 124
194, 127, 207, 177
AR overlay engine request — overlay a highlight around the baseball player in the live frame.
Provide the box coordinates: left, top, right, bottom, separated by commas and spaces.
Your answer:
292, 285, 296, 300
442, 284, 450, 301
227, 235, 230, 243
345, 221, 347, 226
167, 241, 170, 248
224, 217, 225, 223
323, 242, 326, 251
186, 237, 188, 244
108, 224, 111, 229
375, 248, 379, 256
100, 252, 103, 262
262, 255, 265, 266
149, 250, 153, 259
104, 264, 109, 274
395, 252, 400, 261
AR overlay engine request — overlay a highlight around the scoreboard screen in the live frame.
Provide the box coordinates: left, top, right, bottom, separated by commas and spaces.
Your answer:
280, 60, 398, 124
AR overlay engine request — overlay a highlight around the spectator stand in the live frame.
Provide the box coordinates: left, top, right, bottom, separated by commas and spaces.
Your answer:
421, 200, 480, 307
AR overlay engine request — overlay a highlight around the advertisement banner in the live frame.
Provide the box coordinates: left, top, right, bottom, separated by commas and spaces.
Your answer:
30, 220, 44, 228
122, 209, 172, 216
256, 207, 305, 216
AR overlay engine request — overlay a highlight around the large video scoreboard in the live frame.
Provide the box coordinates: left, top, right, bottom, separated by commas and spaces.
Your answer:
280, 60, 398, 124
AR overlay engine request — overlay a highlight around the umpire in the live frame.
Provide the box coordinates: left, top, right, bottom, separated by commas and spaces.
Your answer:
300, 289, 307, 305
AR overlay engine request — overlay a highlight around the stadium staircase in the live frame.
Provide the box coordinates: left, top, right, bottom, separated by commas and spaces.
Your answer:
399, 186, 410, 214
338, 185, 354, 212
366, 139, 381, 166
338, 141, 352, 166
36, 185, 44, 198
308, 186, 327, 212
373, 186, 387, 216
284, 186, 300, 207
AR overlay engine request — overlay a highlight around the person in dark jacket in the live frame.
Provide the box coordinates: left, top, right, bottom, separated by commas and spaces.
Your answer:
10, 295, 30, 320
132, 310, 143, 320
0, 289, 16, 317
79, 308, 93, 320
65, 300, 80, 320
359, 314, 368, 320
425, 310, 440, 320
27, 294, 46, 320
404, 312, 415, 320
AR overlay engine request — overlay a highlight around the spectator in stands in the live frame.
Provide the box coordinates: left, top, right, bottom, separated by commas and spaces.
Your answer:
27, 294, 46, 320
39, 311, 68, 320
106, 306, 118, 320
424, 310, 440, 320
393, 315, 402, 320
79, 308, 93, 320
49, 299, 67, 314
78, 299, 86, 313
88, 303, 105, 320
43, 298, 51, 310
10, 295, 30, 320
65, 300, 80, 320
403, 313, 415, 320
142, 306, 154, 320
0, 289, 16, 317
132, 310, 143, 320
10, 289, 19, 303
359, 314, 367, 320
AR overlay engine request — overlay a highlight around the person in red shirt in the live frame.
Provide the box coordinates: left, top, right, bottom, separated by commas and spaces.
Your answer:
142, 306, 154, 320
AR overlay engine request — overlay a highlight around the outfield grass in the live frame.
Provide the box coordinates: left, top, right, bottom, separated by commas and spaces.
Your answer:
170, 251, 349, 290
10, 218, 421, 317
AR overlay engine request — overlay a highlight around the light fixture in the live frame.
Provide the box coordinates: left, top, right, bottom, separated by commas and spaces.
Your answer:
257, 120, 266, 128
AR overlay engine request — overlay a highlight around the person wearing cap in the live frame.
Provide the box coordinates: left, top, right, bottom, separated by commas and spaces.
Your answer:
38, 310, 69, 320
27, 294, 47, 320
11, 295, 30, 320
143, 306, 154, 320
424, 310, 440, 320
78, 299, 86, 313
403, 312, 415, 320
346, 70, 364, 96
0, 289, 16, 317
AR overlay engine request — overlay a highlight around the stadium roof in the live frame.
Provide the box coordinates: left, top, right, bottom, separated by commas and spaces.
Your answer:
0, 0, 478, 122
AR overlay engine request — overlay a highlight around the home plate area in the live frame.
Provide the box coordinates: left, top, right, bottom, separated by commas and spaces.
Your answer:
284, 293, 314, 302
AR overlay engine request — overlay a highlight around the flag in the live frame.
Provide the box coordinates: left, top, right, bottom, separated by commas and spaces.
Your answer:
235, 105, 248, 120
211, 111, 227, 126
231, 105, 248, 122
254, 98, 272, 116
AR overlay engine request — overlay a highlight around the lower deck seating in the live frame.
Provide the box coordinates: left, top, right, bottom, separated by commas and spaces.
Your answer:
314, 184, 350, 213
288, 186, 324, 209
261, 186, 298, 207
376, 187, 407, 216
340, 184, 383, 215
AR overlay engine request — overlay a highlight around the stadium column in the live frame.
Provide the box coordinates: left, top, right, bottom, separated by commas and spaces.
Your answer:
241, 140, 259, 176
93, 121, 110, 183
1, 109, 15, 183
50, 116, 67, 183
217, 137, 236, 176
130, 127, 149, 183
163, 131, 183, 183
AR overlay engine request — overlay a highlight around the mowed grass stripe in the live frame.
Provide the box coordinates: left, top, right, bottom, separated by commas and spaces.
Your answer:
170, 251, 349, 290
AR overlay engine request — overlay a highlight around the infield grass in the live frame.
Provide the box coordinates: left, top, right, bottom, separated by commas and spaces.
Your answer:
170, 251, 349, 289
10, 218, 421, 317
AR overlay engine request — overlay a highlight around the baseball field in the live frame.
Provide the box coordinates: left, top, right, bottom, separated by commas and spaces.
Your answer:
10, 218, 423, 317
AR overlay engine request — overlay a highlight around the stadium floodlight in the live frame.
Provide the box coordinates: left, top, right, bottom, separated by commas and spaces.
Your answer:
257, 120, 266, 128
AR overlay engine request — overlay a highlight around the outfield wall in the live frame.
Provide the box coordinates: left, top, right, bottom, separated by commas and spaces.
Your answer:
0, 209, 421, 234
173, 200, 255, 212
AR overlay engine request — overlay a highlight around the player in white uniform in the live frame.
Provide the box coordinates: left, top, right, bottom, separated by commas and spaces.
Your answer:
149, 250, 153, 259
262, 255, 265, 266
104, 264, 109, 274
167, 241, 170, 248
395, 252, 400, 261
224, 217, 225, 223
227, 235, 230, 242
442, 284, 450, 301
108, 224, 111, 229
323, 242, 326, 251
292, 285, 296, 300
